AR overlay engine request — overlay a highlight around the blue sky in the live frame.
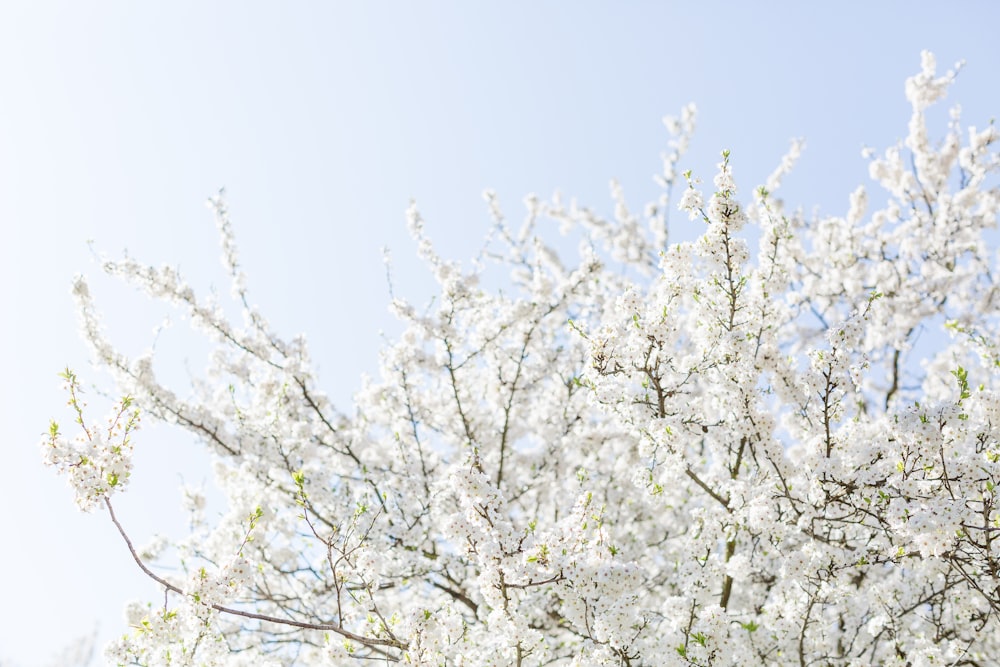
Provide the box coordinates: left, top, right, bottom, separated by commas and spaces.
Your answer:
2, 3, 999, 664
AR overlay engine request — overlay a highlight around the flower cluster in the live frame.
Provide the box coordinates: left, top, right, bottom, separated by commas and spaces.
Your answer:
43, 369, 139, 512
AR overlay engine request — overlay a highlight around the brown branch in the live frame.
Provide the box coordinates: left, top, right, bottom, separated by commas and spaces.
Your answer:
430, 580, 478, 614
685, 468, 730, 510
103, 497, 408, 651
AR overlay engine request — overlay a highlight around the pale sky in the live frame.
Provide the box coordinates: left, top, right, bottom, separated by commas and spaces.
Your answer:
2, 3, 999, 664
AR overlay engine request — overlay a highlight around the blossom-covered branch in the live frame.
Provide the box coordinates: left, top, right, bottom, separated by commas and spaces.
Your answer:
43, 52, 1000, 666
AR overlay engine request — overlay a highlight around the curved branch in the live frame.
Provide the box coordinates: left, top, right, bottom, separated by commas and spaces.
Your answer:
104, 497, 408, 651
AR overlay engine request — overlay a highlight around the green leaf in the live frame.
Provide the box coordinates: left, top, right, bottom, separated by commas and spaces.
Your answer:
951, 366, 971, 401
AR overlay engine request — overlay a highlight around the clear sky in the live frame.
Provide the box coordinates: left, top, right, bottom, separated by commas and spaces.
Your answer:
2, 3, 999, 664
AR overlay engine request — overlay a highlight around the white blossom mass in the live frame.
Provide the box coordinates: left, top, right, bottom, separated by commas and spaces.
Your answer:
45, 52, 1000, 666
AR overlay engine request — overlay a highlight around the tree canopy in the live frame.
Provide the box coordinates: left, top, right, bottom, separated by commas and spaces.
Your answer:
45, 52, 1000, 666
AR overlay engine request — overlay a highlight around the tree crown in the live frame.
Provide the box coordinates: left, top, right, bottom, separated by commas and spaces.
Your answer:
44, 52, 1000, 666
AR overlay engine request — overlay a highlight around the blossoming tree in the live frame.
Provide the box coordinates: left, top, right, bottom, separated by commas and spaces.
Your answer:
44, 52, 1000, 666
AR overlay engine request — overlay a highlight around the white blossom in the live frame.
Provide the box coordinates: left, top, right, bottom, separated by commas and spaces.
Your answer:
41, 52, 1000, 666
